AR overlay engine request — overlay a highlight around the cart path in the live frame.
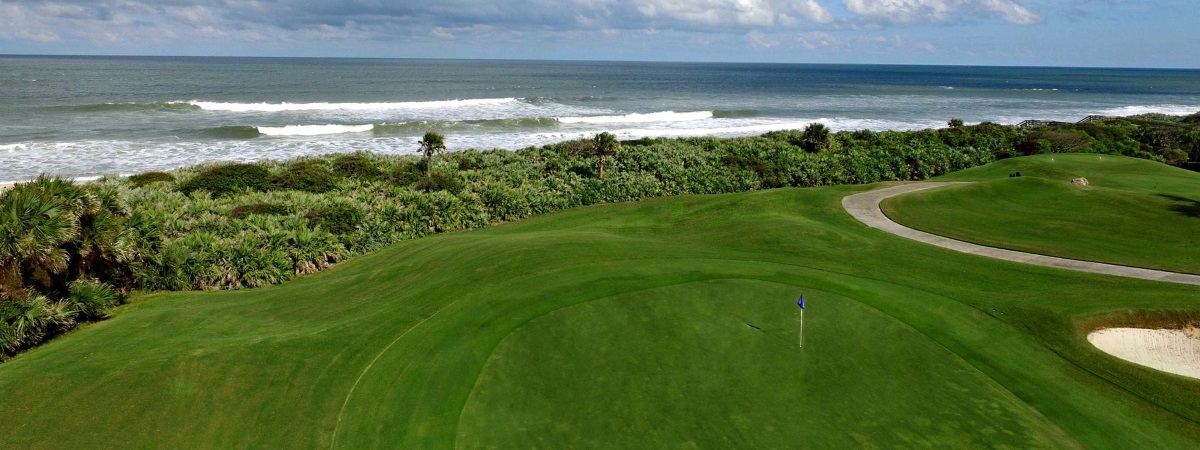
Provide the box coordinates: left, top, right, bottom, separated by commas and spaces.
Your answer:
842, 182, 1200, 286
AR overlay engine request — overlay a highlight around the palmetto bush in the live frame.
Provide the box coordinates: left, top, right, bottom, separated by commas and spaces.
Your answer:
269, 159, 340, 193
177, 163, 271, 198
0, 177, 135, 359
68, 279, 119, 320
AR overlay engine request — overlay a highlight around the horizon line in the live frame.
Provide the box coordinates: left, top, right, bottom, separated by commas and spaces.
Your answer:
2, 53, 1198, 72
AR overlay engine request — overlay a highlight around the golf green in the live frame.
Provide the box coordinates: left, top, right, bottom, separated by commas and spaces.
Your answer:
459, 279, 1070, 448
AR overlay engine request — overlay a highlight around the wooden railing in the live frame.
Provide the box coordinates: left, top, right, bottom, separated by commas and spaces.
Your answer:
1017, 115, 1110, 128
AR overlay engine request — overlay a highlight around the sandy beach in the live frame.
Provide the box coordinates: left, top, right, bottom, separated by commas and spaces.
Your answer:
1088, 327, 1200, 380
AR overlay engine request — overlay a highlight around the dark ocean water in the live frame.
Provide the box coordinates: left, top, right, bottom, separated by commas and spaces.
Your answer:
2, 56, 1199, 182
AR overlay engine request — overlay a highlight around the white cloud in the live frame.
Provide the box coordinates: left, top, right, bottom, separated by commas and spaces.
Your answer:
796, 31, 837, 49
633, 0, 833, 27
746, 30, 779, 48
166, 6, 218, 25
978, 0, 1041, 24
843, 0, 1042, 24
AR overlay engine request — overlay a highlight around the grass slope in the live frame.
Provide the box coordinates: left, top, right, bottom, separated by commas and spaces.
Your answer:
882, 154, 1200, 274
1, 156, 1199, 448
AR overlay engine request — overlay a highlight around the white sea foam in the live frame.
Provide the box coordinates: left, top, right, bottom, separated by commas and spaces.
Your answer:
190, 98, 519, 112
1098, 105, 1200, 117
257, 124, 375, 136
556, 111, 713, 124
0, 143, 28, 152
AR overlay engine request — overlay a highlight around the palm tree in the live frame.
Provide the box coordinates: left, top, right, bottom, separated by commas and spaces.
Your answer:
593, 132, 621, 181
419, 132, 446, 177
801, 123, 831, 153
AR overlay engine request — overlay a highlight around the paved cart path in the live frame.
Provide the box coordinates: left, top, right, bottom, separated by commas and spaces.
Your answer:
842, 182, 1200, 286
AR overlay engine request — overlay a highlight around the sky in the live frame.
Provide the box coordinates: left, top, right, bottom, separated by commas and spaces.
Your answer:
1, 0, 1197, 68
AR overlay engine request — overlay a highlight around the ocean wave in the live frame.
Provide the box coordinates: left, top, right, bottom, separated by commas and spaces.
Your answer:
556, 111, 713, 124
257, 124, 374, 136
1098, 105, 1200, 117
194, 126, 262, 139
0, 143, 29, 152
373, 117, 559, 134
712, 110, 760, 119
191, 98, 519, 112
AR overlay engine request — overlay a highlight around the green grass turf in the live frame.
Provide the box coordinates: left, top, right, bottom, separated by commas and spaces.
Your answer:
1, 156, 1199, 448
881, 154, 1200, 274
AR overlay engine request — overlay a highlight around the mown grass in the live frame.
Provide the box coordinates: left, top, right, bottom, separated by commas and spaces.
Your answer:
1, 156, 1198, 448
881, 154, 1200, 274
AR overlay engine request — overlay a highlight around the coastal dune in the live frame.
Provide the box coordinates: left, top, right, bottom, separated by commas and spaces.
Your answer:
1088, 327, 1200, 379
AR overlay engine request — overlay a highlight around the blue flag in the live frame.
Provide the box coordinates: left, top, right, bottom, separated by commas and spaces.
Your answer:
797, 295, 805, 309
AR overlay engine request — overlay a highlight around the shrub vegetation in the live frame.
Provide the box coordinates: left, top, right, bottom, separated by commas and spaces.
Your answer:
177, 163, 270, 197
127, 171, 175, 187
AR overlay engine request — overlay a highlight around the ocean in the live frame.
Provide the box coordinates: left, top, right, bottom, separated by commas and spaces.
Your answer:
2, 56, 1199, 183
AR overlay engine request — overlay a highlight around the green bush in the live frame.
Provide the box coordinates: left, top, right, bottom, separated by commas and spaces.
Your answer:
418, 172, 466, 194
128, 172, 175, 187
560, 138, 597, 156
68, 279, 119, 320
333, 153, 383, 179
306, 204, 364, 235
0, 293, 77, 359
178, 163, 269, 197
389, 160, 424, 186
230, 203, 290, 219
270, 161, 338, 193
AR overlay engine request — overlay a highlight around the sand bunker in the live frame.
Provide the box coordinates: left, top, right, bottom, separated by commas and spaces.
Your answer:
1088, 328, 1200, 380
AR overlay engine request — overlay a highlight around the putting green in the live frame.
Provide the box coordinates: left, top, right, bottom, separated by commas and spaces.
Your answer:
458, 279, 1071, 448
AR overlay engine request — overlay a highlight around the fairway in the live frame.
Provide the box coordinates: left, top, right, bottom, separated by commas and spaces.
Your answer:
2, 156, 1200, 448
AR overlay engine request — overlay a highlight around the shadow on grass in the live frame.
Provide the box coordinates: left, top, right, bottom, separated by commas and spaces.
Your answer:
1159, 194, 1200, 218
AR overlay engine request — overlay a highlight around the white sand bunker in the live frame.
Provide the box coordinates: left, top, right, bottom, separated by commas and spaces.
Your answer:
1088, 327, 1200, 380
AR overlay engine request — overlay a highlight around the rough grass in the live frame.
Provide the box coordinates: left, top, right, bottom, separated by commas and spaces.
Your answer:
881, 154, 1200, 274
1, 156, 1199, 448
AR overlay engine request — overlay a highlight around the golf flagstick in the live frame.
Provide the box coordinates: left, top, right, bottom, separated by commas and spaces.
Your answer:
797, 295, 806, 348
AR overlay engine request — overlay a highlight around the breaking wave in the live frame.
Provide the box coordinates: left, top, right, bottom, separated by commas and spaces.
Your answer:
556, 111, 713, 124
257, 124, 374, 136
1097, 105, 1200, 117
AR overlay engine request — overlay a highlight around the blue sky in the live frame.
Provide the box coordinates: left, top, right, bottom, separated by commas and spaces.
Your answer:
1, 0, 1197, 68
